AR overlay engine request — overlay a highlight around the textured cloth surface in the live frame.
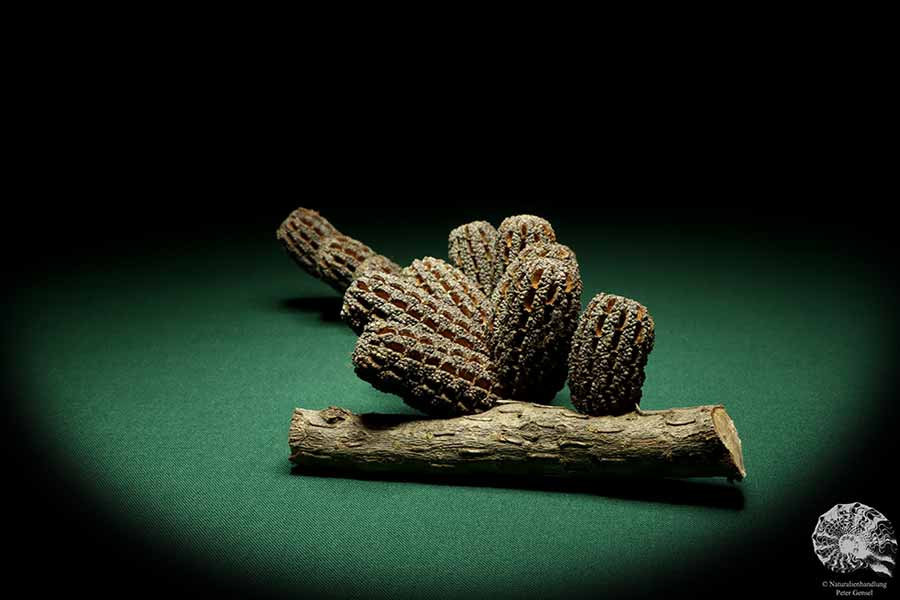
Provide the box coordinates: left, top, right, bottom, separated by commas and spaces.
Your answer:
12, 224, 895, 599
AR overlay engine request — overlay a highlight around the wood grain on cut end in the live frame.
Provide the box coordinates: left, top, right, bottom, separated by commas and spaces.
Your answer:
712, 407, 746, 481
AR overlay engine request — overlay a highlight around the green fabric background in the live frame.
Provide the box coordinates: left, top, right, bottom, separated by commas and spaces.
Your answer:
12, 221, 895, 598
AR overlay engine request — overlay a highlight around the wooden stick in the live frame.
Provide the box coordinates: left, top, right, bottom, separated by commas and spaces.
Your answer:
289, 401, 746, 482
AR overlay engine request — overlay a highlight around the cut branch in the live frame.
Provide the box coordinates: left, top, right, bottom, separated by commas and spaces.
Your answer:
289, 401, 746, 482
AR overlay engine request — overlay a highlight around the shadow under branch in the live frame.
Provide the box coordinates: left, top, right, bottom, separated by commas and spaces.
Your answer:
290, 463, 745, 510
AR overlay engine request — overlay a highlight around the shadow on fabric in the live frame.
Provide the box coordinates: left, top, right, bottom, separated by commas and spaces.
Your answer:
276, 296, 343, 323
288, 464, 745, 510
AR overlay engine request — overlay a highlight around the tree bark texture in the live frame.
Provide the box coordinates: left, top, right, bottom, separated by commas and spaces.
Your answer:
289, 401, 746, 482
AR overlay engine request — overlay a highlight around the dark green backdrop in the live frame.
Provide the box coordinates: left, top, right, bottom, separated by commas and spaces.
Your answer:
8, 207, 898, 599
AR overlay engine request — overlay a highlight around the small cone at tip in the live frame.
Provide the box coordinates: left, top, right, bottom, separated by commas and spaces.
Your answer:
568, 293, 656, 416
492, 215, 556, 287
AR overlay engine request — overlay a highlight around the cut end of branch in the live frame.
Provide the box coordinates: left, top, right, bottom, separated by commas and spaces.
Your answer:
711, 406, 746, 481
289, 408, 308, 462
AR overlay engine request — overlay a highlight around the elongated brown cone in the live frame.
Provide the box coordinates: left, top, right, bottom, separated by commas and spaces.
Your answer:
401, 257, 491, 335
313, 234, 376, 294
276, 208, 338, 275
492, 215, 556, 287
448, 221, 498, 295
341, 272, 489, 354
514, 241, 578, 266
352, 320, 504, 416
276, 207, 398, 294
354, 254, 402, 279
489, 244, 582, 402
567, 293, 656, 416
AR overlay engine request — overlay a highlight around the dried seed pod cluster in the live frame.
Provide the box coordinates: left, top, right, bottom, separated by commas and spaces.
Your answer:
568, 293, 655, 416
489, 243, 583, 402
448, 221, 498, 295
277, 207, 397, 294
278, 207, 660, 419
345, 214, 583, 414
